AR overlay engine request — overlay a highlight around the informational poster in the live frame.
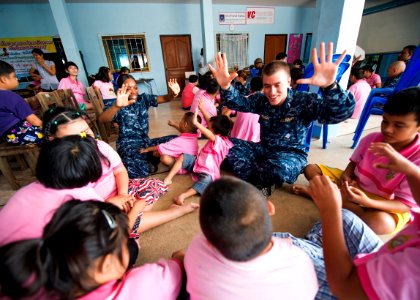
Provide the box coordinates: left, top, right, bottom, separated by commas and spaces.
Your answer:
219, 12, 246, 25
246, 7, 275, 24
0, 36, 57, 78
287, 34, 303, 64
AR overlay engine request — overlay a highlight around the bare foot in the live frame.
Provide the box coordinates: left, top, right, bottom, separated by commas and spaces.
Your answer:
174, 194, 186, 206
170, 202, 199, 217
291, 184, 311, 198
163, 177, 172, 186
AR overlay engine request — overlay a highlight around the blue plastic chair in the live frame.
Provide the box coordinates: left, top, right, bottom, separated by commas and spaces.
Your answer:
351, 45, 420, 149
297, 53, 351, 150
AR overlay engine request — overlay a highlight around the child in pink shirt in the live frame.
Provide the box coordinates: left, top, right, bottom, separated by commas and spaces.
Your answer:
181, 74, 199, 109
348, 68, 371, 119
302, 140, 420, 299
140, 111, 201, 171
93, 66, 117, 105
293, 87, 420, 234
230, 76, 262, 142
0, 200, 184, 300
185, 177, 318, 299
190, 78, 219, 127
164, 105, 233, 205
362, 65, 382, 88
58, 61, 93, 110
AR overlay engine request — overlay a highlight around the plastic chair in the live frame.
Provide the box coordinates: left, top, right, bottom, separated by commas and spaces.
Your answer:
351, 44, 420, 149
297, 53, 352, 150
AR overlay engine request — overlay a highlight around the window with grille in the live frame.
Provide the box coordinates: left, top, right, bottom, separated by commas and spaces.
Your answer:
216, 33, 249, 70
101, 35, 150, 72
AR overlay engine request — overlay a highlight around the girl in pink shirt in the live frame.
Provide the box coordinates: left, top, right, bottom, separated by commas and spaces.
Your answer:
164, 103, 233, 205
190, 78, 219, 127
93, 66, 117, 105
0, 200, 184, 300
140, 111, 201, 170
41, 108, 199, 236
58, 61, 93, 110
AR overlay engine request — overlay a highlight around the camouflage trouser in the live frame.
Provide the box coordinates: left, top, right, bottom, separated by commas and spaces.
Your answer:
117, 135, 176, 178
223, 138, 307, 186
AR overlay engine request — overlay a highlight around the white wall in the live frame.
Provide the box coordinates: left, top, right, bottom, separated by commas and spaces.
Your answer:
357, 2, 420, 53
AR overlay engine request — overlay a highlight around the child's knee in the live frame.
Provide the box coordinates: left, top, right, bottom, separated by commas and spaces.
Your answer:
160, 155, 174, 166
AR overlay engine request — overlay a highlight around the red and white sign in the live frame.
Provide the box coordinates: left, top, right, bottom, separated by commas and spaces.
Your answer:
246, 7, 275, 24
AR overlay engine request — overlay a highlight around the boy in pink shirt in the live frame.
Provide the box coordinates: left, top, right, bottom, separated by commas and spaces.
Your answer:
181, 74, 199, 109
293, 87, 420, 234
140, 112, 201, 170
348, 68, 371, 119
185, 177, 318, 299
190, 78, 219, 127
164, 106, 233, 204
0, 200, 184, 300
362, 65, 382, 88
302, 141, 420, 299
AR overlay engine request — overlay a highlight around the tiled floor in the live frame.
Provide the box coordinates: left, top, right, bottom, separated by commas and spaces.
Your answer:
0, 98, 384, 264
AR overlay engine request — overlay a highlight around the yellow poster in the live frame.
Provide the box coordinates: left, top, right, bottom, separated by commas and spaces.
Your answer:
0, 36, 57, 78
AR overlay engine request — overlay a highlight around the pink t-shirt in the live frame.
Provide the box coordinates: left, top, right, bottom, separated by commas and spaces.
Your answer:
185, 234, 318, 300
230, 111, 261, 142
350, 132, 420, 208
157, 133, 199, 159
365, 73, 381, 89
0, 182, 103, 246
354, 210, 420, 299
78, 258, 183, 300
190, 91, 217, 127
58, 77, 87, 104
90, 140, 123, 200
193, 135, 233, 181
93, 80, 116, 100
348, 79, 371, 119
181, 83, 199, 109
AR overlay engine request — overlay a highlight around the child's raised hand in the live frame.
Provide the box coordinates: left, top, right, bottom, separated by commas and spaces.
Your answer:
139, 148, 149, 154
209, 52, 238, 90
115, 83, 135, 108
192, 107, 200, 125
168, 120, 177, 128
168, 79, 180, 97
307, 175, 342, 214
197, 99, 205, 113
296, 42, 347, 88
369, 142, 415, 175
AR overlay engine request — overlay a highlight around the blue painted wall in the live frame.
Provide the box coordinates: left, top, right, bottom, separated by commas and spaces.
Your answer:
0, 2, 314, 93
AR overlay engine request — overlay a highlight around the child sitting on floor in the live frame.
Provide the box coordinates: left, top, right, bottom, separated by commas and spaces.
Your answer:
184, 177, 318, 299
293, 87, 420, 234
140, 111, 201, 170
181, 74, 199, 110
0, 200, 184, 299
0, 60, 43, 145
164, 103, 233, 204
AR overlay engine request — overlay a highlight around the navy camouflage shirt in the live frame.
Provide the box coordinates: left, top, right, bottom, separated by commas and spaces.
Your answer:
221, 85, 355, 154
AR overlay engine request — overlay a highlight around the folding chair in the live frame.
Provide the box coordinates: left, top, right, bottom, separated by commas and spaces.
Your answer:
86, 87, 111, 142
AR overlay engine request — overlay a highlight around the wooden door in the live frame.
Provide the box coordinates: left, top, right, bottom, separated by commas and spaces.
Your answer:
264, 34, 287, 64
160, 35, 193, 94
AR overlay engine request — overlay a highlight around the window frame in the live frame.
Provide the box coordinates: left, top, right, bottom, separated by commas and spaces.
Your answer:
216, 32, 249, 71
101, 34, 151, 73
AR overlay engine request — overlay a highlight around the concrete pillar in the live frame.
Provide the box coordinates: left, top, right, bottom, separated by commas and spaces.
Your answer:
48, 0, 88, 86
200, 0, 215, 66
310, 0, 365, 139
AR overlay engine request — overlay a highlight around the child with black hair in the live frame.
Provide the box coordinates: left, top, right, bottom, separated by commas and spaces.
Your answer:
293, 87, 420, 235
348, 67, 371, 119
99, 74, 180, 178
93, 66, 117, 105
362, 64, 382, 88
140, 112, 201, 171
0, 200, 185, 299
58, 61, 93, 110
230, 76, 262, 142
0, 60, 43, 145
233, 69, 250, 96
190, 78, 219, 128
184, 177, 318, 299
165, 104, 233, 204
181, 74, 199, 110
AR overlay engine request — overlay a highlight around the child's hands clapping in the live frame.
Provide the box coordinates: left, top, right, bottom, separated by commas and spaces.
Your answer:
115, 83, 136, 108
107, 194, 135, 213
307, 175, 342, 215
168, 120, 177, 128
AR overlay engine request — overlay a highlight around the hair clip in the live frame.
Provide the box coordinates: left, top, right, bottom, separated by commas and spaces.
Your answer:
79, 132, 87, 138
101, 210, 117, 229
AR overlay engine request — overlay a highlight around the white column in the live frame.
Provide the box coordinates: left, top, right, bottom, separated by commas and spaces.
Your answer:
200, 0, 216, 66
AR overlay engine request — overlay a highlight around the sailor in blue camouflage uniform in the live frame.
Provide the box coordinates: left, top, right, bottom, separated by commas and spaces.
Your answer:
100, 75, 180, 178
209, 43, 355, 191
